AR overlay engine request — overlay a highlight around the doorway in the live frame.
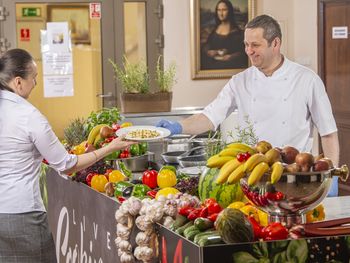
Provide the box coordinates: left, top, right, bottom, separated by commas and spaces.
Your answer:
0, 0, 163, 138
318, 0, 350, 194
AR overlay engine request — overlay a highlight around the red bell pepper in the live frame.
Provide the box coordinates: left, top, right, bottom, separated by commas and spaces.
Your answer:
142, 170, 158, 189
147, 190, 158, 199
187, 208, 201, 220
207, 202, 222, 215
178, 206, 194, 217
247, 216, 262, 240
86, 173, 97, 186
261, 222, 288, 241
199, 207, 208, 218
207, 213, 219, 222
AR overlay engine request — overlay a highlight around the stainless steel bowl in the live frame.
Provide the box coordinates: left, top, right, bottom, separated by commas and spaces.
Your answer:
239, 165, 349, 227
177, 155, 207, 168
161, 151, 187, 164
111, 152, 155, 172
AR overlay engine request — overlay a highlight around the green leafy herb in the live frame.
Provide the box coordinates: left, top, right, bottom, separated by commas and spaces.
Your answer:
155, 55, 177, 92
227, 116, 259, 146
109, 56, 149, 94
84, 107, 122, 135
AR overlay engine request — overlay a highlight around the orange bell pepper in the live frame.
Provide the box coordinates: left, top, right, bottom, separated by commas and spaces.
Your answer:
306, 204, 325, 223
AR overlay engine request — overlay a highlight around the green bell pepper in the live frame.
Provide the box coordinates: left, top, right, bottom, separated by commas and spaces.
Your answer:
138, 142, 148, 155
130, 144, 140, 156
131, 184, 151, 198
114, 181, 134, 197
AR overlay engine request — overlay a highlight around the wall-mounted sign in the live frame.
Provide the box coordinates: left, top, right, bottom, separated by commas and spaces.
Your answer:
20, 28, 30, 41
89, 3, 101, 19
332, 26, 348, 39
22, 7, 41, 17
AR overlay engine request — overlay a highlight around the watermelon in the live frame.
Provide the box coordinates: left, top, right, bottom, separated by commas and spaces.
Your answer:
198, 168, 244, 208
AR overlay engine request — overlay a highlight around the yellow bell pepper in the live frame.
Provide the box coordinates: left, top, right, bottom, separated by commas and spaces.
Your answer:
156, 187, 179, 199
306, 204, 325, 223
257, 209, 268, 227
108, 170, 125, 183
120, 122, 133, 128
157, 169, 177, 188
91, 174, 108, 192
228, 201, 246, 210
240, 204, 259, 222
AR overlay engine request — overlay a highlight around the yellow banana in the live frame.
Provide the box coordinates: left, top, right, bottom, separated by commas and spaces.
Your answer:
216, 158, 241, 184
270, 161, 284, 184
219, 143, 256, 157
93, 134, 102, 148
248, 162, 270, 186
227, 163, 246, 184
206, 155, 235, 168
87, 124, 109, 145
243, 153, 267, 173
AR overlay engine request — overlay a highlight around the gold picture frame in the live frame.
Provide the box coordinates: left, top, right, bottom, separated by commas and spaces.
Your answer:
48, 4, 91, 45
190, 0, 256, 79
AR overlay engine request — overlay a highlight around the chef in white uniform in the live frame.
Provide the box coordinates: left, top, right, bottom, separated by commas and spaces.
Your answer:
157, 14, 339, 196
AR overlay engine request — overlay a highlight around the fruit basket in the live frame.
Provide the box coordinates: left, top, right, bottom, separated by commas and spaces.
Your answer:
240, 165, 349, 227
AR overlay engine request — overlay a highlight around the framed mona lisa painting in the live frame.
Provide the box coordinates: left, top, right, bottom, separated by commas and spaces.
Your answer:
190, 0, 256, 79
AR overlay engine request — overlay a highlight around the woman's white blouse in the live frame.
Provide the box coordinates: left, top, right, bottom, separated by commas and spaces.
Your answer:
0, 90, 77, 213
203, 57, 337, 152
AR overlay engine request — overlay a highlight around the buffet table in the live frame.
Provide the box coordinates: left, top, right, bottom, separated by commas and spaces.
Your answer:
47, 169, 350, 263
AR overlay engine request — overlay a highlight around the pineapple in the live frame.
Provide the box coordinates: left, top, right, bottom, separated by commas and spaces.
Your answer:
63, 118, 87, 148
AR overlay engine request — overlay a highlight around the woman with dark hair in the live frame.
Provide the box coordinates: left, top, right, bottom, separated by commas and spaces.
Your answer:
201, 0, 248, 69
0, 48, 135, 262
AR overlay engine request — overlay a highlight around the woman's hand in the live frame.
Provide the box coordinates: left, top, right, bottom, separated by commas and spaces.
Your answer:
107, 136, 137, 152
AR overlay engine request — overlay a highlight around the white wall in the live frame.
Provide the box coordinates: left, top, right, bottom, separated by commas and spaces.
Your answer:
163, 0, 319, 107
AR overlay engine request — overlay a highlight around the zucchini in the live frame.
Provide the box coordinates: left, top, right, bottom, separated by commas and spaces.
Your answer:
175, 221, 193, 236
171, 214, 189, 231
197, 233, 223, 247
194, 217, 214, 231
183, 225, 198, 237
185, 229, 201, 241
193, 229, 216, 244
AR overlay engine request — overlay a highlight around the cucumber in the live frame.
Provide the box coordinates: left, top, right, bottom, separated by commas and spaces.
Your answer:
171, 214, 189, 231
183, 225, 198, 237
197, 233, 223, 247
194, 217, 214, 231
175, 221, 193, 236
193, 229, 216, 244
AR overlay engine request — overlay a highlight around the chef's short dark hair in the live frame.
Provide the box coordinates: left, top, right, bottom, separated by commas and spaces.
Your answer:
0, 48, 34, 91
245, 15, 282, 45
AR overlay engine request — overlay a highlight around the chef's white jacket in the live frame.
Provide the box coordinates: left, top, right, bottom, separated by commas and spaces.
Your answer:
0, 90, 77, 213
203, 57, 337, 152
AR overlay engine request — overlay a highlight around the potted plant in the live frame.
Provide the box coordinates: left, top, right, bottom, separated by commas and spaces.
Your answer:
109, 55, 176, 113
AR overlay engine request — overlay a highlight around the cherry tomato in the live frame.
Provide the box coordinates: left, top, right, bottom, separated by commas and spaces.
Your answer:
237, 153, 246, 162
86, 173, 97, 186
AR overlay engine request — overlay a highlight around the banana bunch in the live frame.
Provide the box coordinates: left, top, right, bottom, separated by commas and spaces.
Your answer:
212, 142, 285, 186
87, 124, 110, 147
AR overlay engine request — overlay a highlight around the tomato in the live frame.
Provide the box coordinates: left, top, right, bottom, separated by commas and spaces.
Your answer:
142, 170, 158, 189
112, 123, 120, 131
108, 170, 125, 183
91, 174, 108, 192
157, 169, 177, 188
119, 149, 130, 158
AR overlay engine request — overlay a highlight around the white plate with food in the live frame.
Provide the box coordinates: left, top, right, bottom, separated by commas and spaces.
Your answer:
116, 125, 171, 141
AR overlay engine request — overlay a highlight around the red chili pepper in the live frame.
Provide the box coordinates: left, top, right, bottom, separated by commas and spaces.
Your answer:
207, 213, 219, 222
117, 196, 126, 203
261, 222, 289, 241
178, 206, 194, 217
187, 208, 201, 220
247, 216, 262, 240
199, 207, 208, 218
147, 190, 158, 199
207, 202, 222, 215
86, 173, 97, 186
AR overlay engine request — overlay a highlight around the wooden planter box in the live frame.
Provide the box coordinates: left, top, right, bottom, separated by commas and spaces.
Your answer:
120, 92, 172, 113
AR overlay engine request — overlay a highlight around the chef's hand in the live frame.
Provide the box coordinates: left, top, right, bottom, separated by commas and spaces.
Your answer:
327, 177, 338, 197
156, 119, 182, 135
